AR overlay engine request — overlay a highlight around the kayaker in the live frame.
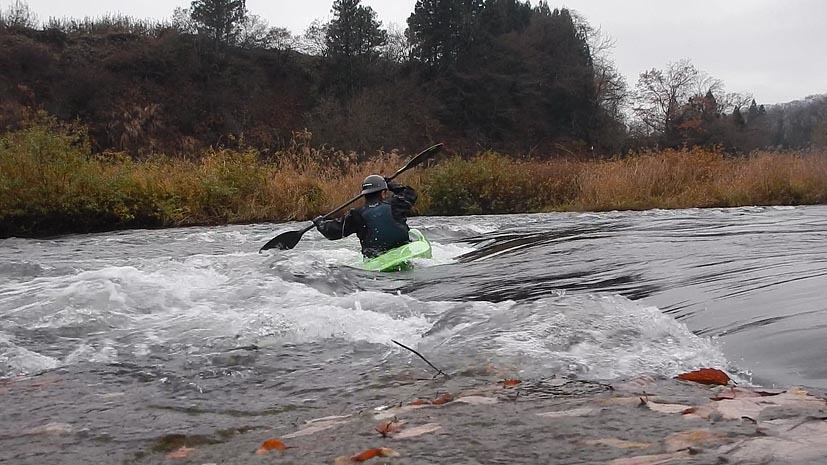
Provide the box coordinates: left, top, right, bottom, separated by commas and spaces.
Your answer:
313, 175, 417, 258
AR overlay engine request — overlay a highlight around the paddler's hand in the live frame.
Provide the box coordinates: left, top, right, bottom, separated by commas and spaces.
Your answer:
384, 178, 402, 192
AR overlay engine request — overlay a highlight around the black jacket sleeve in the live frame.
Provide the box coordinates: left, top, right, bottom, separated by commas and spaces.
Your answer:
315, 209, 364, 240
386, 181, 417, 220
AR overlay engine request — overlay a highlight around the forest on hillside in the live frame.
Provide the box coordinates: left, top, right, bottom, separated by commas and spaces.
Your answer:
1, 0, 826, 157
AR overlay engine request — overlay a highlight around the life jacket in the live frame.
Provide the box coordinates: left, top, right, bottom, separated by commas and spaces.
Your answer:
359, 201, 410, 257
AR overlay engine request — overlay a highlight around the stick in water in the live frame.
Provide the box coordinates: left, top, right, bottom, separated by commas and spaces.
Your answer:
392, 339, 448, 378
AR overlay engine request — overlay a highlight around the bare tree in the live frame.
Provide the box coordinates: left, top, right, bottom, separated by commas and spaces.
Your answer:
1, 0, 39, 28
380, 22, 411, 63
633, 59, 706, 135
265, 27, 294, 52
295, 19, 329, 56
237, 13, 269, 48
172, 7, 197, 34
717, 91, 754, 114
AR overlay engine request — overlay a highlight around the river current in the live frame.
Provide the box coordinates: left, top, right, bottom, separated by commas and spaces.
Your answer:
1, 206, 826, 463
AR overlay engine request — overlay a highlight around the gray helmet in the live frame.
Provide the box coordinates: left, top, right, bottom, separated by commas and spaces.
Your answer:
361, 174, 388, 195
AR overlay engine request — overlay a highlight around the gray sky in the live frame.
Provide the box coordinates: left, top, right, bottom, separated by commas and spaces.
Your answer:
16, 0, 827, 104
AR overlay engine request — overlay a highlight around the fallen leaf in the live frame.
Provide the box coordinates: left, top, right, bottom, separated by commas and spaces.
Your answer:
255, 438, 286, 455
393, 423, 442, 439
432, 393, 454, 405
375, 420, 404, 438
536, 407, 595, 418
501, 379, 522, 387
581, 438, 652, 449
408, 399, 431, 406
351, 447, 400, 462
676, 368, 730, 386
664, 429, 730, 452
166, 446, 195, 459
455, 395, 498, 405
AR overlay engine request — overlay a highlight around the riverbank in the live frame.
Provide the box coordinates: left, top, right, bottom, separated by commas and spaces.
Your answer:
4, 367, 827, 465
2, 123, 826, 238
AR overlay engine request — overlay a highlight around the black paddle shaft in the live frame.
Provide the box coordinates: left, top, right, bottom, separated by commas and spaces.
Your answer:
259, 143, 443, 253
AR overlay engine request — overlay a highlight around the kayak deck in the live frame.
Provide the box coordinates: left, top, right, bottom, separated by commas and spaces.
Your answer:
353, 229, 432, 272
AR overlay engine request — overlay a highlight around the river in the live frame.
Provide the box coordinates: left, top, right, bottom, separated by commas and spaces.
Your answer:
2, 205, 826, 464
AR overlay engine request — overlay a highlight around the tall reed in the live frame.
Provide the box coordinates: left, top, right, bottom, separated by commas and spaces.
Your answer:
2, 123, 826, 238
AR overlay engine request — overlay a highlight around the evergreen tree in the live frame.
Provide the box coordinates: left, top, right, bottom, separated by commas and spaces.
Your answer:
189, 0, 247, 48
326, 0, 387, 59
407, 0, 484, 72
479, 0, 532, 37
325, 0, 387, 93
747, 99, 760, 122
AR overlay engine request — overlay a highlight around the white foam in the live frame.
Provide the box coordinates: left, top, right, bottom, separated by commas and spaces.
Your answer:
0, 333, 60, 376
1, 220, 740, 382
420, 294, 731, 380
414, 242, 476, 267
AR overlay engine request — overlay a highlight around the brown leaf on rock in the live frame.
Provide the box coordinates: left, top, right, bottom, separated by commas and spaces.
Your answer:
408, 399, 430, 406
676, 368, 730, 386
166, 446, 195, 459
333, 447, 401, 465
501, 379, 522, 387
255, 438, 287, 455
432, 393, 454, 405
375, 420, 403, 438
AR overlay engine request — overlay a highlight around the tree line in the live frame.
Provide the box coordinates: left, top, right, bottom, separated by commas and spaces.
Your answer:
1, 0, 825, 157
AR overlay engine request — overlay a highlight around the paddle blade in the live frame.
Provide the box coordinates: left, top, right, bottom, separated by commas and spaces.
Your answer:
259, 230, 304, 252
389, 143, 443, 180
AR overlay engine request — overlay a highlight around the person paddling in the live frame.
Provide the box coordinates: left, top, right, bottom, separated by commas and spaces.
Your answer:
313, 175, 417, 258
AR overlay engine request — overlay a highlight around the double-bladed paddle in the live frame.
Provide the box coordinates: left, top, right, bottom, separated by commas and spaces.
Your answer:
259, 143, 443, 253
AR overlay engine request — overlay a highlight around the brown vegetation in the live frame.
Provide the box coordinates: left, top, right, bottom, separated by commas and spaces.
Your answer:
2, 120, 826, 238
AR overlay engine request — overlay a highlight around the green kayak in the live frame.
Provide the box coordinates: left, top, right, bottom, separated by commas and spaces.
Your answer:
352, 229, 432, 272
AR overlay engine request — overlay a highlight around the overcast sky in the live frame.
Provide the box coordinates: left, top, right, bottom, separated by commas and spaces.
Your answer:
16, 0, 827, 104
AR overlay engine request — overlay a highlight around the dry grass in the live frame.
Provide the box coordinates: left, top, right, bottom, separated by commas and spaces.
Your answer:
2, 122, 826, 237
566, 148, 827, 211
